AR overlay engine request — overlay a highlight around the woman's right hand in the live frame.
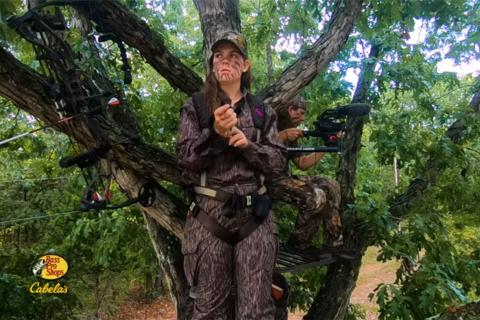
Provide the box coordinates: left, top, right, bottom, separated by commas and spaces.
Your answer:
213, 104, 237, 138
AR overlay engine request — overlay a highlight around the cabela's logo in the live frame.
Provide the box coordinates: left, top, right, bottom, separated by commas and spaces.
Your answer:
29, 281, 68, 294
32, 254, 69, 280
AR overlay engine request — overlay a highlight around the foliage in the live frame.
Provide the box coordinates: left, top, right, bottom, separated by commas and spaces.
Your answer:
346, 304, 366, 320
0, 273, 80, 320
0, 99, 160, 318
0, 0, 22, 44
368, 85, 480, 318
0, 0, 479, 318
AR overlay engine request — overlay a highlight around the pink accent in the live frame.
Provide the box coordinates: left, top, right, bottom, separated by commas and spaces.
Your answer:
255, 106, 264, 118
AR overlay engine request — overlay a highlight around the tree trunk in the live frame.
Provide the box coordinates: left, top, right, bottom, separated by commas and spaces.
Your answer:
305, 43, 381, 320
193, 0, 242, 70
142, 212, 193, 319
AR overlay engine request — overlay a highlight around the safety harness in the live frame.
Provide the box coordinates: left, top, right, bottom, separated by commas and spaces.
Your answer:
188, 92, 271, 245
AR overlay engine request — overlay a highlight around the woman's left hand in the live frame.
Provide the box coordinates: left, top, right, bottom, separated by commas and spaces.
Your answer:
229, 127, 249, 149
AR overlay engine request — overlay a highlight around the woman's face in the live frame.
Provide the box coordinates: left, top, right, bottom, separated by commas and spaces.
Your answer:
212, 43, 250, 85
288, 106, 306, 127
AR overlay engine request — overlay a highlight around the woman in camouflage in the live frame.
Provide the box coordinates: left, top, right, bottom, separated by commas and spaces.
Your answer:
176, 31, 285, 319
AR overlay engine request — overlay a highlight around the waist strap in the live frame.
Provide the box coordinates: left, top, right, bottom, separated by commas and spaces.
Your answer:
194, 185, 267, 202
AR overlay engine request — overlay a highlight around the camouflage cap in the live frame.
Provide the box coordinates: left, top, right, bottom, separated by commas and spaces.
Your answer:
289, 96, 306, 111
211, 31, 248, 58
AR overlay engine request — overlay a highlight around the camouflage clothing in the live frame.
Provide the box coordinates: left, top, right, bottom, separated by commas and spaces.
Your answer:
176, 93, 286, 319
267, 115, 343, 248
267, 175, 342, 247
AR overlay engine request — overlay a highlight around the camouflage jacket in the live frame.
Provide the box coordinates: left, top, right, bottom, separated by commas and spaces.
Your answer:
176, 92, 286, 196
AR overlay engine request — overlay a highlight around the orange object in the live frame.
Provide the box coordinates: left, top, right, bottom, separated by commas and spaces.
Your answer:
271, 284, 284, 301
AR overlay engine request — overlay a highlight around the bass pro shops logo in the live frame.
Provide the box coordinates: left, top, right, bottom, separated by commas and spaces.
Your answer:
32, 254, 68, 280
30, 254, 69, 294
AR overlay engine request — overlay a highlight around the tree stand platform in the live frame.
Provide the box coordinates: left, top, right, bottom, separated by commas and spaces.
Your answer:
275, 244, 338, 273
275, 243, 361, 273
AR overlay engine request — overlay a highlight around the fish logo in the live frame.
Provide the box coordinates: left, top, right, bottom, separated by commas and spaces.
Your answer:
32, 258, 46, 276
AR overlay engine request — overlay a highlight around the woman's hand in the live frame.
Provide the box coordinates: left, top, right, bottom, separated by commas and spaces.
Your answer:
229, 127, 248, 149
279, 128, 303, 142
213, 104, 237, 138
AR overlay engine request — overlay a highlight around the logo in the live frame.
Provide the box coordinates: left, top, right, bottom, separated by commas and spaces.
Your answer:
254, 105, 264, 118
29, 282, 68, 294
30, 254, 69, 294
32, 254, 69, 280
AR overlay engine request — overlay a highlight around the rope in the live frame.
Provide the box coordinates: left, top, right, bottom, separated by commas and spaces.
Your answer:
0, 176, 71, 184
0, 115, 73, 147
0, 210, 82, 227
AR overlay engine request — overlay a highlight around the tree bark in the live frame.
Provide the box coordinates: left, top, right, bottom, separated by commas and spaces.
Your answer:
142, 212, 193, 319
193, 0, 241, 70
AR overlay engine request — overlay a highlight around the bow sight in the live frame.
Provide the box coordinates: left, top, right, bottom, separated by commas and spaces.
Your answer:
287, 103, 371, 154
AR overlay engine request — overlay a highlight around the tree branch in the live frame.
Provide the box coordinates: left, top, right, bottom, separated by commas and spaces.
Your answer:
0, 46, 81, 138
72, 0, 203, 95
258, 0, 364, 110
338, 44, 381, 206
0, 45, 186, 238
390, 80, 480, 217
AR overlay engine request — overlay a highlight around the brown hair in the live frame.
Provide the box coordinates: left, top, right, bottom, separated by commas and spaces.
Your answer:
204, 56, 252, 115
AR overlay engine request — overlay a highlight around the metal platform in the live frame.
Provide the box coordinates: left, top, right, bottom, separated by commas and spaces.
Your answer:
275, 244, 338, 273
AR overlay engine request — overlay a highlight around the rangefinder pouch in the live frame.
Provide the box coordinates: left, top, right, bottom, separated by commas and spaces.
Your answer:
253, 194, 272, 220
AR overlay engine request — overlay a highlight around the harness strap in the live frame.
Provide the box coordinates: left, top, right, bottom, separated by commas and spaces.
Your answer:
194, 185, 266, 201
195, 206, 262, 245
236, 217, 264, 242
196, 209, 237, 244
196, 93, 265, 189
200, 171, 207, 187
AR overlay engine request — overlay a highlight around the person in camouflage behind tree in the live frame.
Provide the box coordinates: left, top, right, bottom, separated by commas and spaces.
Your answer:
176, 31, 286, 319
267, 96, 344, 260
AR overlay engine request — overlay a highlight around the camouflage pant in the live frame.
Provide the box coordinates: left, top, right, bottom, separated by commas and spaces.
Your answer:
182, 196, 278, 319
267, 175, 342, 247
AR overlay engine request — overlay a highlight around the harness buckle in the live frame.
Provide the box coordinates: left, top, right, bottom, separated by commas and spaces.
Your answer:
246, 195, 252, 207
189, 201, 199, 217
